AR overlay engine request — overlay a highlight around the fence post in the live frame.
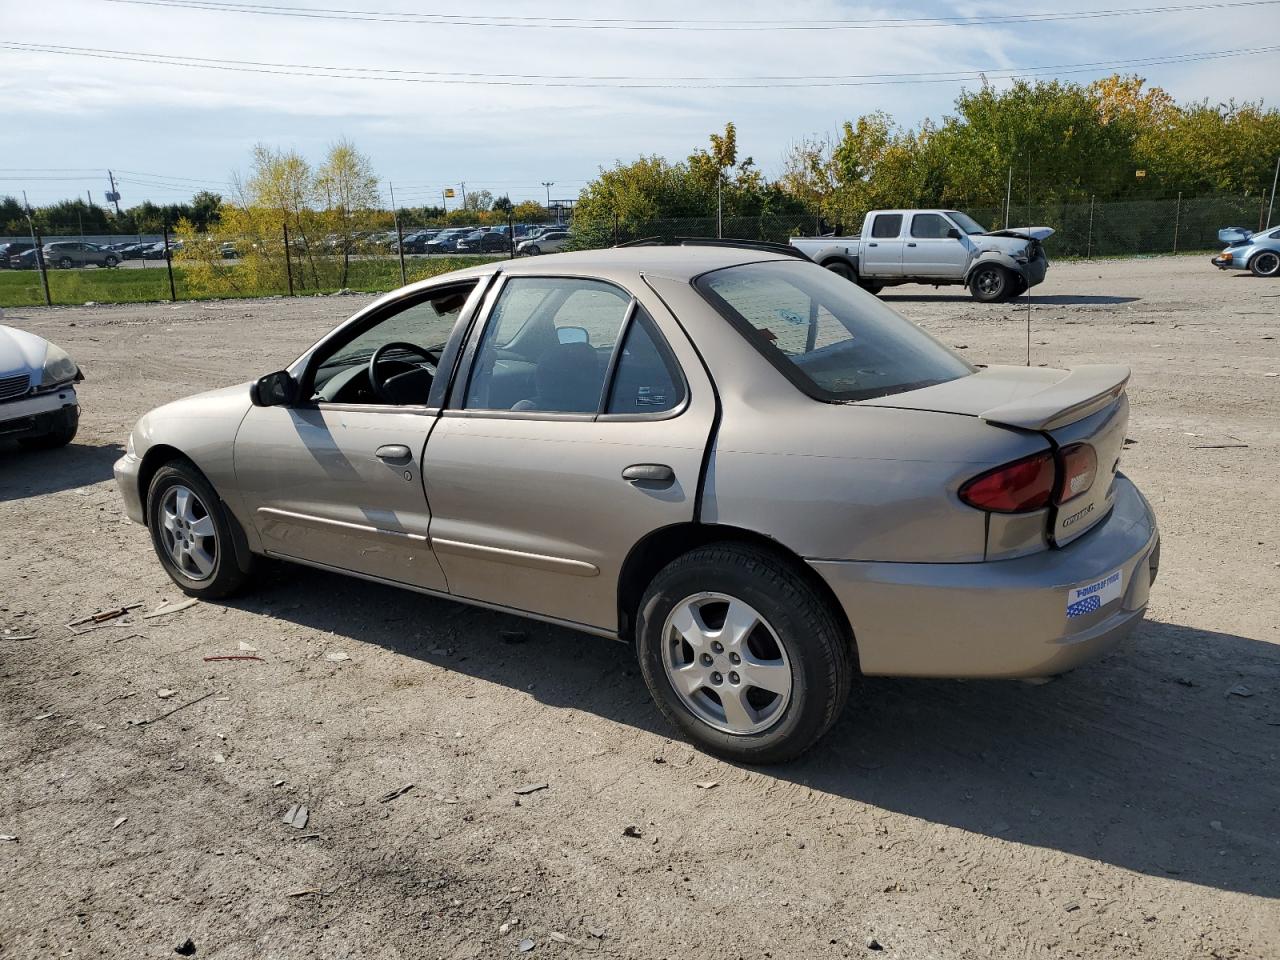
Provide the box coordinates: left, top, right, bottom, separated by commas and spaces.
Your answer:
32, 226, 52, 307
1086, 195, 1095, 259
162, 224, 177, 302
508, 209, 515, 260
613, 212, 620, 247
282, 223, 295, 296
1172, 192, 1182, 254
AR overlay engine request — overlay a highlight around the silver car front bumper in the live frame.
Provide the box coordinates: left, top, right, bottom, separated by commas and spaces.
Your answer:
809, 476, 1158, 678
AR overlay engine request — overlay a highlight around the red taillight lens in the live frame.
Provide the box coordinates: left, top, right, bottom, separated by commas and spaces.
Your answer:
959, 451, 1056, 513
1056, 443, 1097, 504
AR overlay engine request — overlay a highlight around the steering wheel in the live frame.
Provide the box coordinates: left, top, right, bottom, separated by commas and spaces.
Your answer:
368, 342, 435, 404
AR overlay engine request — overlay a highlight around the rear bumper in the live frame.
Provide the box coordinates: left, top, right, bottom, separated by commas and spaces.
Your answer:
1211, 254, 1243, 271
809, 476, 1158, 678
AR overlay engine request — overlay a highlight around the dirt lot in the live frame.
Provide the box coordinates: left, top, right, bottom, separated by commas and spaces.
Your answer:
1, 257, 1277, 960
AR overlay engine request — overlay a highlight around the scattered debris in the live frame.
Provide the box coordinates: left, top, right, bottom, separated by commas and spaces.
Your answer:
379, 784, 415, 803
324, 651, 352, 663
5, 635, 35, 641
143, 598, 199, 620
202, 654, 264, 663
273, 779, 285, 788
69, 603, 141, 628
652, 757, 666, 765
622, 825, 642, 839
866, 937, 883, 951
134, 691, 215, 727
112, 816, 127, 830
694, 780, 719, 790
33, 713, 52, 721
0, 835, 17, 842
517, 938, 535, 953
1210, 820, 1224, 831
587, 927, 606, 939
513, 783, 548, 796
1064, 902, 1081, 913
282, 805, 309, 829
286, 889, 320, 897
157, 689, 178, 699
549, 932, 569, 944
499, 920, 519, 935
238, 641, 258, 652
174, 938, 196, 956
213, 753, 226, 764
1228, 684, 1254, 698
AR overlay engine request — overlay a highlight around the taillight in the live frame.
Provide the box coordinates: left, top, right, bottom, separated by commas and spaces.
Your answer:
1056, 443, 1097, 504
959, 451, 1056, 513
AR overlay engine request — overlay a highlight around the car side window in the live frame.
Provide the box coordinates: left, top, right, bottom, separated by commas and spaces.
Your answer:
911, 214, 953, 239
870, 214, 903, 239
310, 283, 476, 405
464, 277, 632, 413
605, 311, 685, 415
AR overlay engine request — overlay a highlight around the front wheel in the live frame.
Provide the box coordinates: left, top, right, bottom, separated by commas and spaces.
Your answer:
635, 543, 854, 764
58, 257, 74, 269
147, 461, 256, 599
1250, 250, 1280, 278
969, 264, 1014, 302
103, 255, 119, 268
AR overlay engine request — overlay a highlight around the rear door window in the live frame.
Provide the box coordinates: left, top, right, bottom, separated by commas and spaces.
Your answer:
605, 311, 685, 415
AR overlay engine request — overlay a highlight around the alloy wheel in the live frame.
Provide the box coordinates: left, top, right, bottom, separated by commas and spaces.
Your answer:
975, 267, 1004, 296
661, 592, 793, 735
1254, 251, 1280, 277
158, 485, 218, 581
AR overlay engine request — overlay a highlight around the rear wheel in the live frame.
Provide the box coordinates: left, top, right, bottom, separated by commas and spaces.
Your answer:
58, 257, 74, 270
970, 264, 1013, 302
103, 255, 119, 268
1250, 250, 1280, 278
147, 461, 256, 599
635, 543, 854, 764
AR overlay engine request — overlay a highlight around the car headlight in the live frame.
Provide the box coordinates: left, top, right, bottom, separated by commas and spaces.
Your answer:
40, 343, 79, 386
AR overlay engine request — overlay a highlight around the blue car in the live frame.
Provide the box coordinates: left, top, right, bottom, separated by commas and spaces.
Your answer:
1212, 226, 1280, 278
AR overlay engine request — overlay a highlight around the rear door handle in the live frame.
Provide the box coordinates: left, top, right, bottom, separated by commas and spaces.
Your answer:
622, 463, 675, 486
907, 242, 917, 247
375, 444, 413, 463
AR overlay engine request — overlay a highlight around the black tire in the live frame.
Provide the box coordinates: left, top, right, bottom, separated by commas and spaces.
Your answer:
526, 245, 541, 256
823, 259, 856, 282
1250, 250, 1280, 278
969, 263, 1014, 302
18, 408, 78, 450
103, 255, 119, 268
58, 257, 74, 270
634, 543, 854, 764
858, 279, 884, 295
146, 460, 256, 599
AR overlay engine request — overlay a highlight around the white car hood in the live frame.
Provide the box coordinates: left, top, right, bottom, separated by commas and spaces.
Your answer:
0, 324, 50, 377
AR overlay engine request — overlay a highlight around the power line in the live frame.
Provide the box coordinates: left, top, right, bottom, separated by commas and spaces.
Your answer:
101, 0, 1280, 31
5, 40, 1279, 88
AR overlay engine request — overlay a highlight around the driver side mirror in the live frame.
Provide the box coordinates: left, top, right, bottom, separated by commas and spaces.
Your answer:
946, 227, 963, 240
251, 370, 298, 407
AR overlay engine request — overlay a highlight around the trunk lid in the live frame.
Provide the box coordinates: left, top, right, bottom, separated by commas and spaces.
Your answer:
1218, 226, 1253, 245
863, 364, 1130, 545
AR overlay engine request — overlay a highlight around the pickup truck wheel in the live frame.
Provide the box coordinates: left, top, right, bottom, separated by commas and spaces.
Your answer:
1250, 251, 1280, 278
822, 260, 856, 282
970, 264, 1013, 302
858, 280, 884, 295
635, 543, 854, 764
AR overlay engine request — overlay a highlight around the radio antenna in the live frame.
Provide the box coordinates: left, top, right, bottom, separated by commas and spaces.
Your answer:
1025, 152, 1032, 367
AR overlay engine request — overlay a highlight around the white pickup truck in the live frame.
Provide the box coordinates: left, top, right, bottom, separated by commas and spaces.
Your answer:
789, 209, 1054, 302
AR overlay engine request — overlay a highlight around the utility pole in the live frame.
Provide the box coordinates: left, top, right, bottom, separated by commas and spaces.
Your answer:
717, 171, 723, 239
22, 191, 51, 307
1004, 165, 1013, 229
460, 182, 467, 211
1268, 154, 1279, 229
441, 189, 448, 214
542, 181, 554, 214
107, 170, 123, 217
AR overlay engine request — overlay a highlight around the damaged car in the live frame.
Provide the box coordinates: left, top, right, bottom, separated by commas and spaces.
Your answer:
1212, 226, 1280, 278
790, 209, 1053, 302
0, 320, 82, 448
115, 244, 1158, 763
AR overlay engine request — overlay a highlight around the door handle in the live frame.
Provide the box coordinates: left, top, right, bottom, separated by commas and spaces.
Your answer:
868, 242, 878, 247
622, 463, 675, 486
375, 444, 413, 463
907, 242, 917, 247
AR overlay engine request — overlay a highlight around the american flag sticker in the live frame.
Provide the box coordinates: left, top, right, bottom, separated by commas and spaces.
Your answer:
1067, 569, 1124, 618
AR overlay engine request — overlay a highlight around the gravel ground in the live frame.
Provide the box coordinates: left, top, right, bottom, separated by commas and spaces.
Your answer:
1, 257, 1277, 960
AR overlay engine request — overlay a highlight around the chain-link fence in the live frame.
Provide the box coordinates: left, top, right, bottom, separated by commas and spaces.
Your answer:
2, 194, 1273, 308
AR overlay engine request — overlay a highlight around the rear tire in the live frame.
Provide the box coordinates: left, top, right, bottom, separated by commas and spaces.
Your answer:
969, 264, 1014, 302
146, 460, 256, 599
1250, 250, 1280, 278
104, 255, 119, 268
635, 543, 854, 764
58, 257, 74, 270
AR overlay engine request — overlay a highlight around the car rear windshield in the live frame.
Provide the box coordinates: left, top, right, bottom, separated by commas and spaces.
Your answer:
695, 260, 974, 402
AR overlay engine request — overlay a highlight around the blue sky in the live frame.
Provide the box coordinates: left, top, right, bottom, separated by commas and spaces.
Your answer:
3, 0, 1278, 208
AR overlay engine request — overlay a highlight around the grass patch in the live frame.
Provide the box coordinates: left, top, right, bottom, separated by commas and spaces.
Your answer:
0, 255, 503, 309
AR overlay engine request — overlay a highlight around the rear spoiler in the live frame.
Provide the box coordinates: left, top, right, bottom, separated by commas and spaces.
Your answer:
979, 364, 1130, 431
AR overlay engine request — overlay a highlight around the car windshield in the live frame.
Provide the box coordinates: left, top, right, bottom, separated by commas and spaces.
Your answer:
946, 211, 987, 235
695, 260, 974, 402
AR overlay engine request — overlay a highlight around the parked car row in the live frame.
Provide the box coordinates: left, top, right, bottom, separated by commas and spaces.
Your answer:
390, 224, 571, 256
